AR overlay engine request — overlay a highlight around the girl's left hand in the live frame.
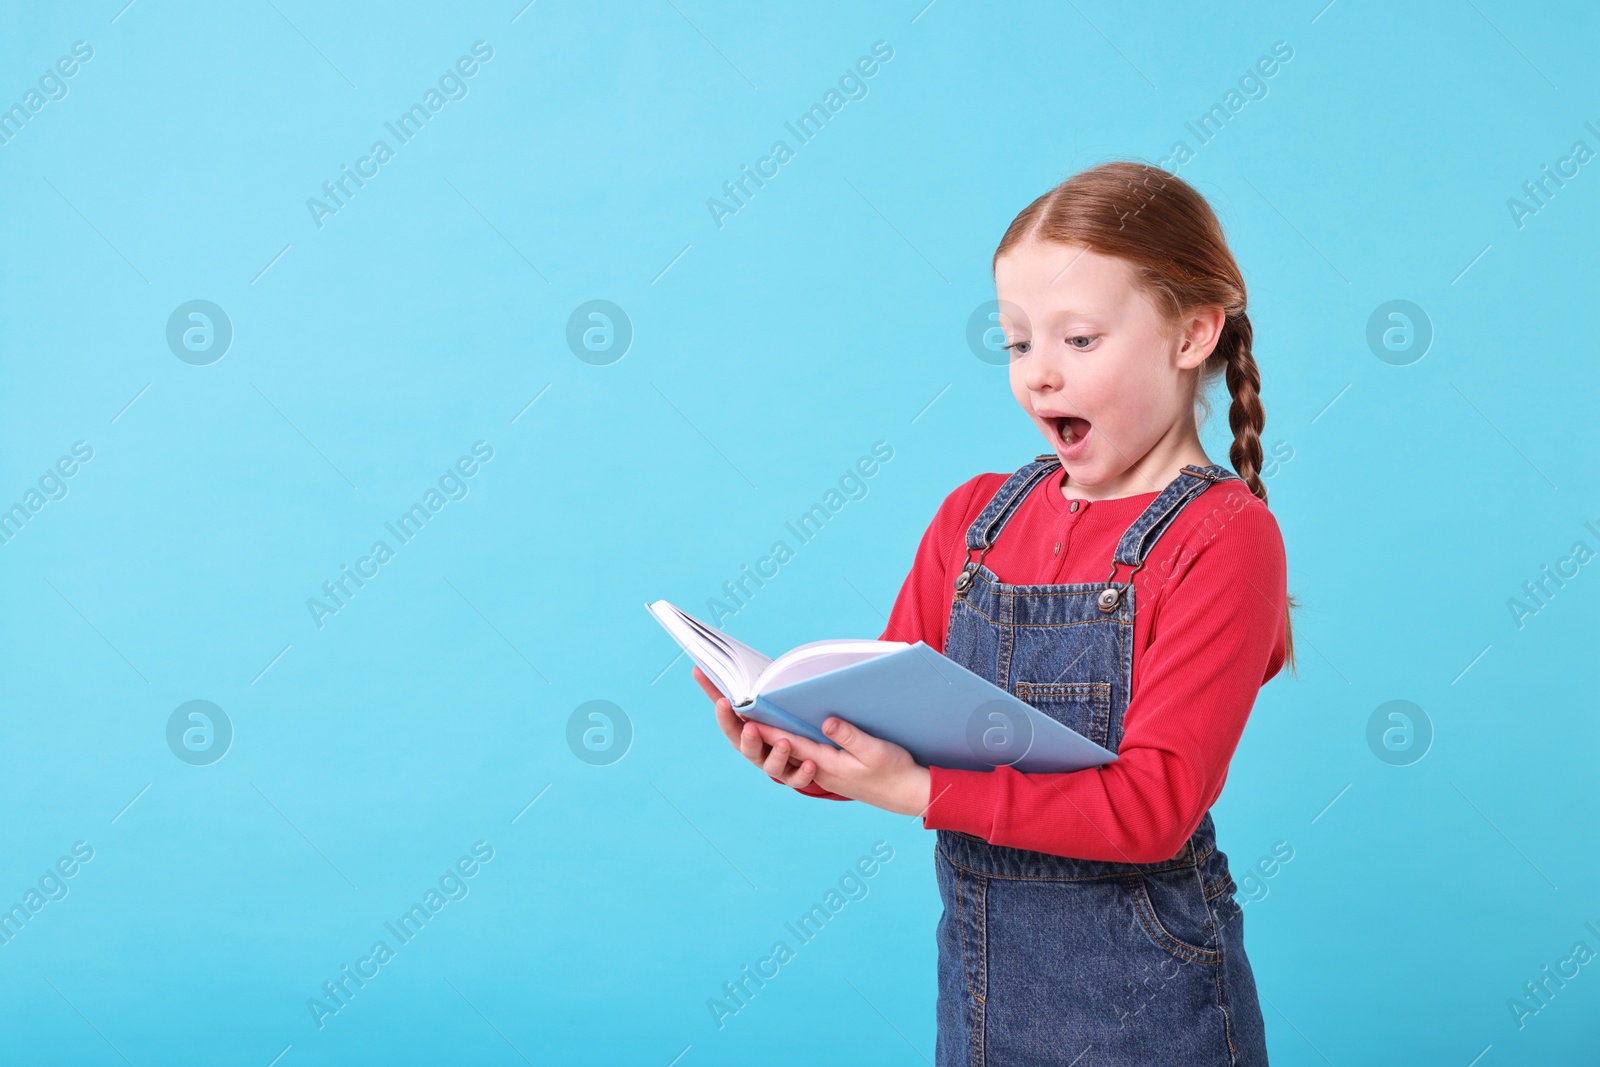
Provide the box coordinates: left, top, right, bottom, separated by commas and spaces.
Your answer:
749, 716, 932, 818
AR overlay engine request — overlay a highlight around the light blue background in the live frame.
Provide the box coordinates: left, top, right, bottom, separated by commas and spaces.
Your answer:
2, 1, 1596, 1063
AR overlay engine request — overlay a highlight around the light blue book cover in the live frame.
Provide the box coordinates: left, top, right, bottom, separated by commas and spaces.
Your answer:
649, 602, 1117, 773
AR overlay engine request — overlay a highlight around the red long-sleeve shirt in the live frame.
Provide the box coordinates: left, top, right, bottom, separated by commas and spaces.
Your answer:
777, 464, 1288, 863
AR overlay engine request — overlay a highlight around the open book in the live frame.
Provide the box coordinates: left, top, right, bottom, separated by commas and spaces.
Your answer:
646, 599, 906, 710
646, 600, 1117, 773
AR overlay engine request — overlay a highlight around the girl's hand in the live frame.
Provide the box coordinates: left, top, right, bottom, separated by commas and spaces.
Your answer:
692, 666, 818, 790
747, 717, 932, 817
692, 667, 931, 816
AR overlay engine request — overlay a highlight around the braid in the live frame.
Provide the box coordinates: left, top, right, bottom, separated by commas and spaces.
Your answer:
1219, 311, 1296, 673
1222, 313, 1268, 505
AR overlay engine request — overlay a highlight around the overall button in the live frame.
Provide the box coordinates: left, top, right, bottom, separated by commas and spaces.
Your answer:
1097, 587, 1120, 611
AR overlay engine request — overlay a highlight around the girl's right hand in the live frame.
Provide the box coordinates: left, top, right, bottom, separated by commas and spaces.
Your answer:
692, 666, 820, 790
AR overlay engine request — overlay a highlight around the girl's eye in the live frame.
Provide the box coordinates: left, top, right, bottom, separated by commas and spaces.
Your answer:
1067, 335, 1098, 350
1004, 340, 1030, 357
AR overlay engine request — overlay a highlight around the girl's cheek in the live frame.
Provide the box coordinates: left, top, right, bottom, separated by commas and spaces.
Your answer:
1008, 371, 1033, 407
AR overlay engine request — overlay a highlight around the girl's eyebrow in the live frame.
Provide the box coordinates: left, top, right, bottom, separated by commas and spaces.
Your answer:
1034, 306, 1103, 324
997, 302, 1103, 333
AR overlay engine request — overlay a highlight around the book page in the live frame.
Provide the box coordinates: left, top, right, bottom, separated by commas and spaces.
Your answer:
756, 639, 907, 695
646, 601, 773, 704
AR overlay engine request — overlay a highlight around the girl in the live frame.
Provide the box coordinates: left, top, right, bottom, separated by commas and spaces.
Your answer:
693, 160, 1297, 1065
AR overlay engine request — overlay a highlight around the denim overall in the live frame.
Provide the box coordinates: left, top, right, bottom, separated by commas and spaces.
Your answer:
934, 456, 1269, 1066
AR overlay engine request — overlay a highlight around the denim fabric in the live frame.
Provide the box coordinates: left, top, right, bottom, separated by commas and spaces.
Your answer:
934, 457, 1269, 1066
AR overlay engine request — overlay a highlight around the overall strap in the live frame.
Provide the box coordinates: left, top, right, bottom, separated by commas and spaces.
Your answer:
1113, 464, 1240, 566
1094, 463, 1240, 612
964, 455, 1061, 552
954, 455, 1059, 594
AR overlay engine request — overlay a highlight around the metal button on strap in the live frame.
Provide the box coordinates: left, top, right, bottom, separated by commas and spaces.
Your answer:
1098, 554, 1147, 613
956, 540, 994, 595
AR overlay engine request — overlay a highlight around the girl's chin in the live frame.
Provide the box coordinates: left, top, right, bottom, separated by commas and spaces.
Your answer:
1059, 462, 1095, 486
1052, 448, 1107, 487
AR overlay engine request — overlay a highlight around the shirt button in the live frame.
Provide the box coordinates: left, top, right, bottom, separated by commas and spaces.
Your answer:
1069, 500, 1080, 513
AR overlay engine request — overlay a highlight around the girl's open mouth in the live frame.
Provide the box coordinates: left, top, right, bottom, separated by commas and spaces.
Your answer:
1049, 415, 1092, 457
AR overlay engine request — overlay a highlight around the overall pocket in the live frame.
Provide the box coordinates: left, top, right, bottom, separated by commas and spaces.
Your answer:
1128, 866, 1221, 965
1014, 680, 1113, 750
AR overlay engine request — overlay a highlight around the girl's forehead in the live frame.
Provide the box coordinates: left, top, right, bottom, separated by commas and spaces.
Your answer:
996, 275, 1142, 329
997, 242, 1138, 296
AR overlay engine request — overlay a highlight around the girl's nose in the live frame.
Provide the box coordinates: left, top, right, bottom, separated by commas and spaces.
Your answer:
1024, 350, 1062, 392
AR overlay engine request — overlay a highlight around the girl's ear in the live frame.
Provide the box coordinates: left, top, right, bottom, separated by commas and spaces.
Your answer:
1175, 306, 1227, 368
